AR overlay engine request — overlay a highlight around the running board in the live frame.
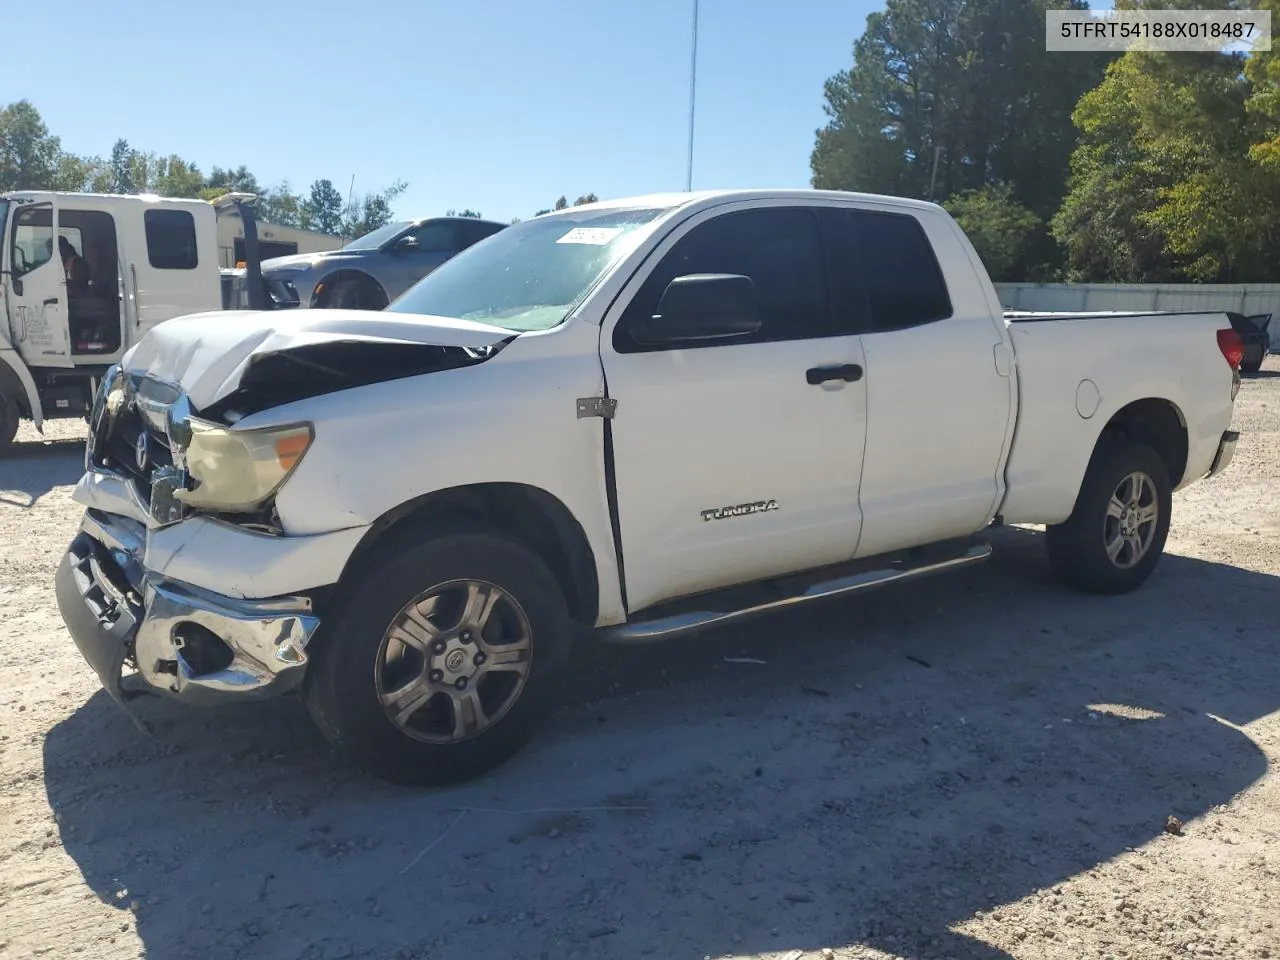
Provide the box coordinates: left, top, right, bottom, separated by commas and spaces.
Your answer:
598, 541, 992, 645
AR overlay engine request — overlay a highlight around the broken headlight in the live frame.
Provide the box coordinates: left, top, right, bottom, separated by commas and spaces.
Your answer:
174, 420, 314, 513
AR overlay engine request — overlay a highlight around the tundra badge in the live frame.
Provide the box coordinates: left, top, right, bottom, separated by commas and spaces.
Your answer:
701, 500, 779, 522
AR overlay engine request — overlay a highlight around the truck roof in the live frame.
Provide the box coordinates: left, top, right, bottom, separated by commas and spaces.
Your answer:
0, 190, 213, 209
560, 188, 948, 216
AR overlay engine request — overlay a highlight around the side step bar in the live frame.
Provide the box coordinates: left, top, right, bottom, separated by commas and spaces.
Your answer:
599, 541, 992, 645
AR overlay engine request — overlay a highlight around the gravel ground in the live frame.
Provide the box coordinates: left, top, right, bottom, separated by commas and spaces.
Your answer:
1, 359, 1278, 960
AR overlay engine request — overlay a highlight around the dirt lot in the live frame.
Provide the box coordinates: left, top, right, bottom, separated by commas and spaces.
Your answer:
1, 360, 1278, 960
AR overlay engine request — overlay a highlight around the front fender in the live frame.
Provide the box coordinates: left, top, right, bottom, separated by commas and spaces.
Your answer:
234, 320, 626, 623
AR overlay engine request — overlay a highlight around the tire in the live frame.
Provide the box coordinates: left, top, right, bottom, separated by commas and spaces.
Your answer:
1241, 358, 1262, 374
0, 390, 19, 455
1045, 438, 1172, 595
325, 276, 387, 311
303, 531, 574, 786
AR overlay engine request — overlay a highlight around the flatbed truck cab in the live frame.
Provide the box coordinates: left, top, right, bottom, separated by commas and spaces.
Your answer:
0, 190, 264, 451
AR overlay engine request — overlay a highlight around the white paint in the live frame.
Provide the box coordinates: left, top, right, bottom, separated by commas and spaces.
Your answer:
996, 281, 1280, 350
121, 308, 515, 410
75, 188, 1240, 628
1076, 379, 1101, 419
145, 517, 368, 599
556, 227, 623, 245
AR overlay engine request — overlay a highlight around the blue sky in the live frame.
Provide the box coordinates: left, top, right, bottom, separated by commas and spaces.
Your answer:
9, 0, 881, 223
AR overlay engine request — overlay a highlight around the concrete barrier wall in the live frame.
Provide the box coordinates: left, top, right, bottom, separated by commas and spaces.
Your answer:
993, 283, 1279, 350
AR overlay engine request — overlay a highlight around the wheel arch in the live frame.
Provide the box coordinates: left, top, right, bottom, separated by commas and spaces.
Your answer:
310, 269, 388, 309
337, 482, 600, 627
0, 349, 41, 426
1092, 397, 1189, 487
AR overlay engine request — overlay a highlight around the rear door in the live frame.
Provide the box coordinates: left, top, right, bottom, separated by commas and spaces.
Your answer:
817, 205, 1016, 559
7, 200, 73, 368
130, 204, 221, 335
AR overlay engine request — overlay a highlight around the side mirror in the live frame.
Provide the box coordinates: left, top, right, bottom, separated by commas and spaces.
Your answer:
631, 273, 761, 347
393, 235, 419, 253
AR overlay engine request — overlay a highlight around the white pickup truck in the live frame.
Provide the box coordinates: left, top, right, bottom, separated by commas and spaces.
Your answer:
55, 189, 1244, 786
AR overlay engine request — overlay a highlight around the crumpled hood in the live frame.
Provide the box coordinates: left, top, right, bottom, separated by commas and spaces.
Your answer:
122, 309, 515, 411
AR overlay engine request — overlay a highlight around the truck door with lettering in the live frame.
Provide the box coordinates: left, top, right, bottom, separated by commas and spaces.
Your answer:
7, 201, 72, 368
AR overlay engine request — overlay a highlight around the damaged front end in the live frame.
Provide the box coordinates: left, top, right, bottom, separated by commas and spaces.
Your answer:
55, 318, 516, 723
55, 365, 321, 724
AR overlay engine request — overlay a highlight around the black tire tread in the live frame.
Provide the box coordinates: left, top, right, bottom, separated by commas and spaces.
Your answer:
304, 531, 573, 786
1045, 437, 1172, 596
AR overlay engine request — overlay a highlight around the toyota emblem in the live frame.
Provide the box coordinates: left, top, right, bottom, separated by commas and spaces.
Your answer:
134, 430, 150, 473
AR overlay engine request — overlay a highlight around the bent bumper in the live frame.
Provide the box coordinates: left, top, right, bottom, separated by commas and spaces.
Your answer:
56, 516, 321, 709
1207, 429, 1239, 479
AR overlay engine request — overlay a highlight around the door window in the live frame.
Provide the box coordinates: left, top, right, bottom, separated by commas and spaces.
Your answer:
458, 219, 506, 249
11, 205, 54, 279
821, 207, 952, 334
144, 209, 198, 269
615, 206, 830, 352
408, 222, 461, 253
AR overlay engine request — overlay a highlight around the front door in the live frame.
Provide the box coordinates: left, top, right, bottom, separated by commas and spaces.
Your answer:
384, 221, 464, 300
7, 201, 72, 368
600, 203, 869, 613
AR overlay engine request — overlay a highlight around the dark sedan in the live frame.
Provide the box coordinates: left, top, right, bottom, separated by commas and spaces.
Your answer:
259, 216, 509, 310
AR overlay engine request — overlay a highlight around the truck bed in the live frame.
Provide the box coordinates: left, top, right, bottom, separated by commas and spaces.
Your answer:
997, 308, 1237, 526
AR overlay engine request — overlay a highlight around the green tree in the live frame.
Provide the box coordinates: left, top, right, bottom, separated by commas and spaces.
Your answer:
445, 208, 483, 218
152, 156, 205, 198
304, 178, 346, 234
343, 179, 408, 239
811, 0, 1111, 245
205, 165, 261, 195
943, 184, 1045, 281
108, 138, 135, 193
0, 100, 64, 191
1053, 45, 1280, 282
258, 183, 305, 227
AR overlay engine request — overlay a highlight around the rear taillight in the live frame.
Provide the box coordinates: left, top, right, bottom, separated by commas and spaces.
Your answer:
1217, 328, 1245, 369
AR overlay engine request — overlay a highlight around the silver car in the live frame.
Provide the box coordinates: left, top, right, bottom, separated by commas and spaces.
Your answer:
260, 216, 508, 310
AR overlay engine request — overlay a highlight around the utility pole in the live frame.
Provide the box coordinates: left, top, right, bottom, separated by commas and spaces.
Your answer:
686, 0, 700, 192
928, 144, 942, 201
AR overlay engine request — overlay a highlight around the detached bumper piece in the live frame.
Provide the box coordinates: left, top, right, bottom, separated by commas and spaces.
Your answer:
56, 520, 321, 720
1207, 430, 1240, 478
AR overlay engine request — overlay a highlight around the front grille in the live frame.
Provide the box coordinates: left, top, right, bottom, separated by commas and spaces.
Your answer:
99, 402, 173, 505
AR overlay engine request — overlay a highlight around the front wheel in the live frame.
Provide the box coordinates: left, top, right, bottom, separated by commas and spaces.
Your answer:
304, 532, 574, 786
323, 276, 387, 310
1045, 439, 1172, 595
0, 390, 20, 455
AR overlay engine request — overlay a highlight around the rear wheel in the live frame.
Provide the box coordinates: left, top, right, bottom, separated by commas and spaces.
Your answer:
303, 532, 574, 786
1241, 357, 1262, 374
1045, 439, 1172, 595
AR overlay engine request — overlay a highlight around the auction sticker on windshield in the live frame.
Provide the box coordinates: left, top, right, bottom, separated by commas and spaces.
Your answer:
556, 227, 623, 245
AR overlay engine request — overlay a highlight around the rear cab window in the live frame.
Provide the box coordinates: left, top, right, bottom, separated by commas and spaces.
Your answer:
819, 206, 953, 335
144, 209, 198, 269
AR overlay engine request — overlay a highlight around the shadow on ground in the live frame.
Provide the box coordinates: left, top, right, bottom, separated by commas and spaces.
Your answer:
0, 438, 85, 507
43, 528, 1276, 960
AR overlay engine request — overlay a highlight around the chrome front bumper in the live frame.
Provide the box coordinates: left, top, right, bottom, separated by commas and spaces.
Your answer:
1207, 429, 1239, 479
56, 509, 320, 714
